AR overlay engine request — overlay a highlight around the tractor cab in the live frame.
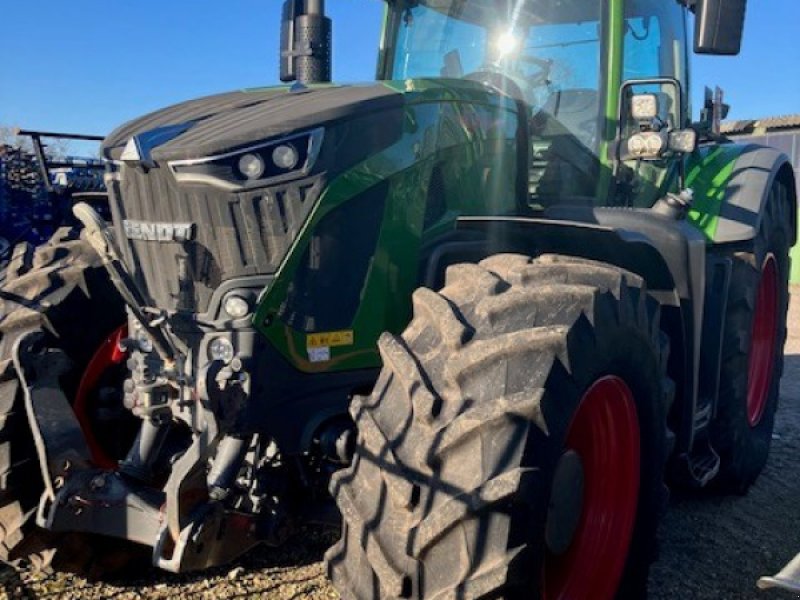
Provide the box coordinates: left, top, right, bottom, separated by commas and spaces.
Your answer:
377, 0, 701, 209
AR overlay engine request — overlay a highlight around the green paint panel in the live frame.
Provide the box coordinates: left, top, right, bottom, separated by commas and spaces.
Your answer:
684, 145, 746, 240
597, 0, 624, 203
253, 80, 520, 373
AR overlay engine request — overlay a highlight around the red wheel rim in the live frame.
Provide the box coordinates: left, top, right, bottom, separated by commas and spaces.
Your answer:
543, 376, 641, 600
747, 254, 779, 427
74, 325, 128, 469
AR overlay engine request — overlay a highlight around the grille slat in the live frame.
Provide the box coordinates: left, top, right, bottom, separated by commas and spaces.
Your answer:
240, 196, 270, 269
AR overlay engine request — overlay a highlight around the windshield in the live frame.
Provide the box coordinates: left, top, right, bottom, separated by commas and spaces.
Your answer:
384, 0, 605, 203
386, 1, 601, 115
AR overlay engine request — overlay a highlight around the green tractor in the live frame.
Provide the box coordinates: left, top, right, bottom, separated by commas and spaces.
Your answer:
0, 0, 795, 597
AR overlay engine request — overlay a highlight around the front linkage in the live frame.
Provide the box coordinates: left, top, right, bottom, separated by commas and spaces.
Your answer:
10, 204, 304, 572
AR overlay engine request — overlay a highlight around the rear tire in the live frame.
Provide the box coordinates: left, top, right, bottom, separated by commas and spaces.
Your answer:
0, 229, 132, 574
327, 254, 673, 600
711, 179, 793, 493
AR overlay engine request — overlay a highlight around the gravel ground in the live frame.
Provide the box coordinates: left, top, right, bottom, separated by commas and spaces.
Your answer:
2, 288, 800, 599
650, 286, 800, 600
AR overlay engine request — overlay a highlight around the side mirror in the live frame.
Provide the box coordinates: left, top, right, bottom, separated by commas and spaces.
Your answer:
280, 0, 332, 84
694, 0, 747, 55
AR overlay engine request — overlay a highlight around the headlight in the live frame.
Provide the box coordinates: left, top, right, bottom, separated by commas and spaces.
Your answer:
627, 131, 666, 160
668, 129, 698, 154
223, 294, 251, 319
238, 153, 266, 180
169, 128, 324, 190
631, 93, 659, 121
209, 337, 235, 364
272, 144, 300, 170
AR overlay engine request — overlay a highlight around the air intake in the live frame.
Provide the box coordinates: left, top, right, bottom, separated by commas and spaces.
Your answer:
280, 0, 332, 84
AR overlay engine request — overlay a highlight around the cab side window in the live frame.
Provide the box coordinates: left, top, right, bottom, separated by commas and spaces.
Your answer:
623, 0, 689, 126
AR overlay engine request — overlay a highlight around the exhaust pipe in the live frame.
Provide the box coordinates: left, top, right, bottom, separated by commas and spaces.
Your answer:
280, 0, 332, 84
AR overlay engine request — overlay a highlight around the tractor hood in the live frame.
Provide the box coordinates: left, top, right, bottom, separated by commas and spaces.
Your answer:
100, 78, 516, 316
100, 82, 413, 316
102, 84, 405, 163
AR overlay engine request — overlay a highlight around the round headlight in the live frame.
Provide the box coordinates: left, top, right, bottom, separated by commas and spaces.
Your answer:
238, 153, 266, 180
646, 134, 664, 155
628, 135, 646, 156
209, 337, 235, 364
272, 144, 300, 170
223, 294, 250, 319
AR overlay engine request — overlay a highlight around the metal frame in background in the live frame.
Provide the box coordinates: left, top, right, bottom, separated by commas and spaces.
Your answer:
0, 129, 107, 260
13, 128, 105, 193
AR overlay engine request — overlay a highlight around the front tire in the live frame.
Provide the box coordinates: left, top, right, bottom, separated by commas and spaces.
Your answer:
0, 230, 133, 574
327, 254, 673, 600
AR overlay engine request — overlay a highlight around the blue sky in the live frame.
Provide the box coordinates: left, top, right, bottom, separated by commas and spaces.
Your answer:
1, 0, 798, 155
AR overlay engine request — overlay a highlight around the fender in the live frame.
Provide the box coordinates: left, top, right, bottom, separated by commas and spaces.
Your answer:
687, 143, 798, 245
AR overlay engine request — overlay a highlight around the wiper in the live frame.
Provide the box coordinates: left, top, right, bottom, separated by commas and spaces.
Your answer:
527, 38, 599, 50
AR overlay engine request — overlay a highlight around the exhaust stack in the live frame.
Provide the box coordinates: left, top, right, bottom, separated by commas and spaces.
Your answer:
280, 0, 332, 84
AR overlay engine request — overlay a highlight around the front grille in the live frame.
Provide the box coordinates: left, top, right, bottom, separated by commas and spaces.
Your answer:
107, 165, 323, 313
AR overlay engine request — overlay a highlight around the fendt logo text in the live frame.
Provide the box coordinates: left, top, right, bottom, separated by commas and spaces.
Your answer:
123, 220, 195, 243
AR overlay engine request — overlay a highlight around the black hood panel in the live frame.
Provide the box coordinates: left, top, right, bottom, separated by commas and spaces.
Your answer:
103, 84, 403, 162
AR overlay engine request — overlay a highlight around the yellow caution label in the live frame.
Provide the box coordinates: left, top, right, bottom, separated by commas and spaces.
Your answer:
307, 330, 354, 349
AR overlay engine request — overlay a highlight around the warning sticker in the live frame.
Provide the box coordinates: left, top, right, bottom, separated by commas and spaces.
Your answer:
308, 347, 331, 363
307, 330, 354, 349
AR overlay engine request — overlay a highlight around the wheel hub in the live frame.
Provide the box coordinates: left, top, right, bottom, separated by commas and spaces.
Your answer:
74, 325, 130, 468
545, 450, 585, 556
542, 376, 641, 600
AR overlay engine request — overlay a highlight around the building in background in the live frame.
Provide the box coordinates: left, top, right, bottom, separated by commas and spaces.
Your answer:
722, 115, 800, 283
